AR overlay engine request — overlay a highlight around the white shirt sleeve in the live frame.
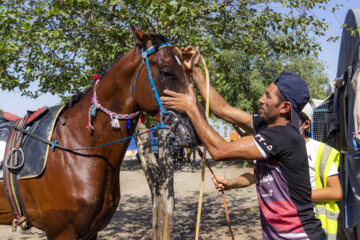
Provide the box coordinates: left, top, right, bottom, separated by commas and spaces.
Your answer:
253, 136, 268, 158
327, 161, 339, 177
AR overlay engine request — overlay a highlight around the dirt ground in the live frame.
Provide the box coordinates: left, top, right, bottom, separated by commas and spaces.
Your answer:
0, 161, 261, 240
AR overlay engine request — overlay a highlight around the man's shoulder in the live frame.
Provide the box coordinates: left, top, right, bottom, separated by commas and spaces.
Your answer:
252, 114, 267, 133
307, 138, 321, 148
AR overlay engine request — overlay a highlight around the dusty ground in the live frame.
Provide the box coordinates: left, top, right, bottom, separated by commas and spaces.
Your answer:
0, 161, 261, 240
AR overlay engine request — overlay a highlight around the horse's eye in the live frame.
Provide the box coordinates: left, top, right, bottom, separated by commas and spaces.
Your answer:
160, 70, 175, 80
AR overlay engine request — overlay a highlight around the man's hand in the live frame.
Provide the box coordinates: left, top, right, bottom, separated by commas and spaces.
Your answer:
213, 171, 255, 191
161, 84, 198, 115
212, 176, 231, 191
177, 45, 201, 72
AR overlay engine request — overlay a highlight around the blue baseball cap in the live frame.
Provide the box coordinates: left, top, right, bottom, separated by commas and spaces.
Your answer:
273, 71, 310, 129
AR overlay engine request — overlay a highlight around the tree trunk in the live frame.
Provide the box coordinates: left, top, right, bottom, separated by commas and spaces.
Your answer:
134, 122, 174, 240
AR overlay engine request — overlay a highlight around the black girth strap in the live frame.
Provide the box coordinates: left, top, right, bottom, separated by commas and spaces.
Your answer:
10, 123, 74, 152
3, 119, 31, 231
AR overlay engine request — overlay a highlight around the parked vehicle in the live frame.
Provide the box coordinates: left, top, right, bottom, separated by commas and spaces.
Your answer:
169, 135, 184, 162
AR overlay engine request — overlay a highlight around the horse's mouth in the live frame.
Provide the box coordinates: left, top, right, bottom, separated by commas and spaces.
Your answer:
174, 120, 200, 147
162, 111, 200, 148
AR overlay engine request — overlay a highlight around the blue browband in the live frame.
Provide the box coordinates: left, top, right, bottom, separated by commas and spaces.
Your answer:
133, 42, 174, 116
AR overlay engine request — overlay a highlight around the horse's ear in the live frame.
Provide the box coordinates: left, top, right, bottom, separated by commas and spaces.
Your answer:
130, 24, 148, 46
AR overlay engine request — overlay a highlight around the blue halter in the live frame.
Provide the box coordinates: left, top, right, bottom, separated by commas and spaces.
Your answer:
133, 42, 174, 116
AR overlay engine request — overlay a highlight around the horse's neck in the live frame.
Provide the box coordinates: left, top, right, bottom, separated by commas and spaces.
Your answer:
93, 48, 140, 115
62, 47, 141, 142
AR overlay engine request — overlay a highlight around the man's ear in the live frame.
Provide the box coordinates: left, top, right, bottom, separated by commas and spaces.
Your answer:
280, 101, 291, 114
303, 120, 311, 131
130, 24, 149, 47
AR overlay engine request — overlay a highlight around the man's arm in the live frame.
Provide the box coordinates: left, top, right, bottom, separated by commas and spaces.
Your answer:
191, 67, 254, 134
179, 46, 254, 134
213, 169, 255, 191
311, 175, 343, 202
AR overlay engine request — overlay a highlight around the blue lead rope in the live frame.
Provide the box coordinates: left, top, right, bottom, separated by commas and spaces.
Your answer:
51, 123, 166, 151
51, 140, 58, 149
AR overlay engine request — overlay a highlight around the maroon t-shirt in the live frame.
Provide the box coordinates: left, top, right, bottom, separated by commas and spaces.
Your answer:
252, 115, 326, 240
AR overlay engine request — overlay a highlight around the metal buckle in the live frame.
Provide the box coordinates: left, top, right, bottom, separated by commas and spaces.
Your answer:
4, 148, 25, 170
161, 111, 179, 129
141, 51, 148, 59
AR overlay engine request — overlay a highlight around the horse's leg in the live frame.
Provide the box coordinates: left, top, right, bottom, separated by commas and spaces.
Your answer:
46, 224, 77, 240
86, 233, 98, 240
48, 230, 98, 240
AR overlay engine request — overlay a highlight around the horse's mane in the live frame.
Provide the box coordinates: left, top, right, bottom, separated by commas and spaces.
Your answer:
65, 34, 169, 109
64, 54, 125, 109
134, 33, 169, 51
65, 87, 92, 108
148, 33, 169, 45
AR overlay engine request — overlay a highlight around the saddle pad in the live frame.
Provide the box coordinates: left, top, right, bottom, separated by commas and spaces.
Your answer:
0, 105, 65, 180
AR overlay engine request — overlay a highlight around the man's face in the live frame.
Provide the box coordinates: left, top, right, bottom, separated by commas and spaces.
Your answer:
258, 82, 282, 123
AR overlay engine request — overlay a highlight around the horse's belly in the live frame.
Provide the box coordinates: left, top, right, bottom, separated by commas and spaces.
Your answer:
0, 184, 14, 224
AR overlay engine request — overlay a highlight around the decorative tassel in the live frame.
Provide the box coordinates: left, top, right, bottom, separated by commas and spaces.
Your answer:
90, 105, 97, 117
126, 119, 131, 129
140, 113, 146, 124
111, 118, 120, 128
92, 74, 100, 80
86, 123, 94, 130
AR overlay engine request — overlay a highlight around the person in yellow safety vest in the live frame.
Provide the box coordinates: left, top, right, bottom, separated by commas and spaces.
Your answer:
299, 103, 343, 240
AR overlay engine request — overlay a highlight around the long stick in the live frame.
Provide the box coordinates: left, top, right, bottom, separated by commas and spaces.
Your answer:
196, 147, 235, 240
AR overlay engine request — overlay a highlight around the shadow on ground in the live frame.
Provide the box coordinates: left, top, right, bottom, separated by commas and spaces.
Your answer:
0, 165, 261, 240
99, 189, 260, 239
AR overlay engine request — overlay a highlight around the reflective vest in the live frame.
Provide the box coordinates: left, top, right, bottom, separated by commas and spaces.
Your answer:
314, 143, 340, 240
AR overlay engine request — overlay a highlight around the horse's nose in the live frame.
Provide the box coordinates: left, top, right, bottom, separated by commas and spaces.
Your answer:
175, 116, 200, 148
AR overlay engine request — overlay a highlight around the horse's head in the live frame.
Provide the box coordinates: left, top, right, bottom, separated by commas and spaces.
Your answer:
130, 25, 200, 148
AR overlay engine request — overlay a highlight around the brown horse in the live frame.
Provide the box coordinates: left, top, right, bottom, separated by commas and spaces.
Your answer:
0, 26, 199, 239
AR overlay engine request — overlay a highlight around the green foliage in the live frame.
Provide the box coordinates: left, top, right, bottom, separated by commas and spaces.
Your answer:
0, 0, 334, 105
211, 51, 328, 114
273, 55, 329, 100
344, 24, 360, 37
0, 109, 3, 116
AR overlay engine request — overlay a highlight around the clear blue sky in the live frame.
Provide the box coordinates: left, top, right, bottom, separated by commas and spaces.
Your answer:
1, 0, 360, 116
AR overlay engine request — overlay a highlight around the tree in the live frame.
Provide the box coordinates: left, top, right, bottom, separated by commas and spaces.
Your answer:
0, 0, 339, 99
210, 49, 329, 117
134, 121, 174, 239
224, 124, 228, 138
0, 109, 3, 116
